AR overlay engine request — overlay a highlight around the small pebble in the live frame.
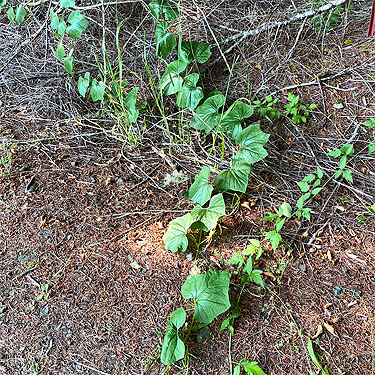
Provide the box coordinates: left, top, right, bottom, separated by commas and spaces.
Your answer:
333, 286, 342, 296
243, 345, 250, 350
70, 161, 77, 167
40, 305, 49, 317
116, 178, 125, 186
0, 305, 7, 313
89, 174, 97, 183
299, 264, 306, 273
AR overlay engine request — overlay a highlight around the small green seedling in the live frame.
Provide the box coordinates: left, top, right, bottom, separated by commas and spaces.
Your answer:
284, 93, 316, 124
295, 166, 324, 221
363, 118, 375, 154
262, 202, 291, 250
233, 358, 267, 375
327, 143, 354, 183
253, 96, 281, 122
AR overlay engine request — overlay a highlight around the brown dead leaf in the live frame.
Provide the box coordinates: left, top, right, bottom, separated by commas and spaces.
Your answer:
105, 177, 115, 186
312, 324, 324, 339
263, 271, 276, 281
241, 201, 251, 210
334, 206, 345, 212
323, 303, 332, 310
323, 322, 338, 337
327, 250, 332, 262
332, 317, 340, 324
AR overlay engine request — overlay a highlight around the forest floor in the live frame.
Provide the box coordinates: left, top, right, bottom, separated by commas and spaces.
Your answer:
1, 1, 375, 374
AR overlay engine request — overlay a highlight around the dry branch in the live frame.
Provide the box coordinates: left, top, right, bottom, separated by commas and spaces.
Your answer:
222, 0, 351, 55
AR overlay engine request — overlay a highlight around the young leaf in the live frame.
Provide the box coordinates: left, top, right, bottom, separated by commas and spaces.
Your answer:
89, 79, 105, 102
369, 140, 375, 154
240, 358, 268, 375
176, 73, 204, 110
279, 202, 292, 218
50, 9, 60, 30
60, 0, 75, 8
327, 148, 341, 158
179, 41, 211, 63
55, 40, 66, 61
297, 181, 309, 192
302, 173, 316, 183
227, 253, 246, 268
57, 21, 67, 36
78, 72, 90, 97
190, 194, 225, 232
316, 167, 323, 179
149, 0, 178, 22
163, 213, 193, 252
124, 87, 139, 123
155, 21, 176, 59
311, 187, 322, 196
275, 218, 285, 232
185, 166, 213, 206
0, 0, 6, 12
249, 269, 264, 288
265, 230, 282, 250
334, 169, 342, 179
181, 269, 231, 323
234, 124, 270, 164
233, 365, 241, 375
363, 118, 375, 128
339, 155, 347, 170
190, 93, 226, 134
340, 143, 354, 156
214, 158, 252, 193
159, 60, 187, 95
7, 6, 15, 23
63, 55, 73, 74
342, 169, 353, 183
66, 10, 89, 38
15, 4, 26, 24
243, 258, 253, 275
161, 307, 186, 365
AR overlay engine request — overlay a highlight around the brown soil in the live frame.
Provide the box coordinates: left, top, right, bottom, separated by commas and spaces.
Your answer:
1, 1, 375, 375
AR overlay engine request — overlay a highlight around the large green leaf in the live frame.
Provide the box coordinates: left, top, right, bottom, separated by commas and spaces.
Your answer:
219, 101, 253, 138
15, 4, 26, 24
239, 358, 268, 375
190, 194, 225, 232
90, 79, 105, 102
159, 60, 187, 95
179, 41, 211, 63
161, 307, 186, 365
163, 213, 193, 252
234, 125, 270, 164
66, 10, 89, 38
149, 0, 178, 21
124, 87, 139, 123
190, 93, 226, 134
155, 21, 176, 59
214, 158, 252, 193
176, 73, 203, 109
185, 166, 212, 206
181, 269, 231, 323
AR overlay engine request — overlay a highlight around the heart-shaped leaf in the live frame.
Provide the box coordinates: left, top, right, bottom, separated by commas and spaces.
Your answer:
190, 92, 226, 134
234, 125, 270, 164
7, 7, 15, 23
50, 9, 60, 30
159, 60, 187, 95
155, 21, 176, 59
90, 79, 105, 102
219, 101, 253, 138
60, 0, 75, 8
55, 39, 66, 61
124, 87, 139, 123
57, 20, 67, 36
176, 73, 203, 109
15, 4, 26, 24
149, 0, 178, 21
181, 269, 231, 323
78, 72, 90, 97
161, 307, 186, 365
63, 55, 73, 74
179, 41, 211, 63
190, 193, 225, 232
214, 158, 252, 193
163, 213, 193, 252
66, 10, 89, 38
185, 166, 212, 205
